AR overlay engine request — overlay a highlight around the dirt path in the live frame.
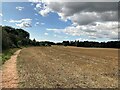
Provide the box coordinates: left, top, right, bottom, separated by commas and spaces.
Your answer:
2, 49, 21, 88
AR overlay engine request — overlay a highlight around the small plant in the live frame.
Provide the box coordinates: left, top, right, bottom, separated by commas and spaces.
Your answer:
1, 48, 19, 64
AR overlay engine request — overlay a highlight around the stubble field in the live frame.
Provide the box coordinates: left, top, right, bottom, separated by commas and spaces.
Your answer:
17, 46, 118, 88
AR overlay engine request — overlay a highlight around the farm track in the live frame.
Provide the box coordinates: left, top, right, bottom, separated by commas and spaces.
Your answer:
2, 49, 21, 88
17, 46, 118, 88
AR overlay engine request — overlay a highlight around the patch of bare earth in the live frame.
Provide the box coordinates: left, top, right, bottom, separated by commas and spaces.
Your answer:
2, 49, 21, 88
17, 46, 118, 88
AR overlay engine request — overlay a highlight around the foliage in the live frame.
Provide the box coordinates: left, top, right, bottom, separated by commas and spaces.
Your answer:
1, 48, 19, 64
62, 40, 120, 48
1, 26, 56, 50
2, 26, 30, 50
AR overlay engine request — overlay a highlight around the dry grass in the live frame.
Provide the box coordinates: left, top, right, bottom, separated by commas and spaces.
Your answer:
17, 46, 118, 88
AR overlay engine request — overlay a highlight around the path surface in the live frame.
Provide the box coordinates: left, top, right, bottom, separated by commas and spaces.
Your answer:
2, 49, 21, 88
17, 46, 118, 88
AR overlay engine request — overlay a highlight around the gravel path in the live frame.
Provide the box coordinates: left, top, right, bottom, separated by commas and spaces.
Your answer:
2, 49, 21, 88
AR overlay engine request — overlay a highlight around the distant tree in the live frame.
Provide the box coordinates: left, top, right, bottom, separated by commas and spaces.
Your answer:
32, 38, 36, 46
76, 40, 79, 47
56, 42, 62, 45
63, 41, 69, 46
62, 40, 120, 48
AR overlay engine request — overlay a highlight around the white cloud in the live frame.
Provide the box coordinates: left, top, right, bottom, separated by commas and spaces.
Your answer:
76, 38, 89, 41
41, 23, 45, 25
35, 13, 38, 16
47, 21, 118, 40
35, 2, 118, 25
29, 0, 119, 2
37, 2, 117, 22
46, 28, 64, 33
3, 20, 7, 22
35, 22, 40, 26
36, 3, 42, 8
37, 39, 60, 43
0, 13, 3, 17
44, 33, 48, 35
29, 0, 42, 3
35, 2, 52, 16
16, 23, 31, 28
16, 6, 24, 11
53, 34, 62, 38
9, 18, 32, 23
39, 8, 51, 16
35, 22, 45, 26
36, 22, 39, 24
54, 34, 57, 37
35, 2, 118, 41
9, 18, 32, 28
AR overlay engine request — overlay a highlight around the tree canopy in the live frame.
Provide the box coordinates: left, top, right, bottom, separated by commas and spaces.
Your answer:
2, 26, 30, 50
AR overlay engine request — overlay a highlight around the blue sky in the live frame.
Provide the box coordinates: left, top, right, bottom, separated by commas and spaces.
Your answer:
1, 2, 118, 42
2, 2, 74, 42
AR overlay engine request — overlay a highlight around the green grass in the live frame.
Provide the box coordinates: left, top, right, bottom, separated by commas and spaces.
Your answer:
1, 48, 19, 65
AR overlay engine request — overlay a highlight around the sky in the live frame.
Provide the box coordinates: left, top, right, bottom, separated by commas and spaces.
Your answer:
1, 1, 119, 42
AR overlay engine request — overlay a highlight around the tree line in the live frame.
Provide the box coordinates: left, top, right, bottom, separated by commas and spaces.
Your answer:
1, 25, 120, 51
62, 40, 120, 48
1, 26, 55, 51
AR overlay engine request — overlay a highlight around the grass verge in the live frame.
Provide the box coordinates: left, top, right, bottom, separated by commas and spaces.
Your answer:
0, 48, 19, 65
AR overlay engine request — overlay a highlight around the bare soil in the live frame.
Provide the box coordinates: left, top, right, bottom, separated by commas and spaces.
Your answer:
2, 49, 21, 88
17, 46, 118, 88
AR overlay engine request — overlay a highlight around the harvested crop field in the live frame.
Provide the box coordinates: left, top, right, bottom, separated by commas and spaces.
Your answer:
17, 46, 118, 88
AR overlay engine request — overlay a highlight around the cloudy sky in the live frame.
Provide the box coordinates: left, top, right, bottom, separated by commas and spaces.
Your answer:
1, 1, 119, 42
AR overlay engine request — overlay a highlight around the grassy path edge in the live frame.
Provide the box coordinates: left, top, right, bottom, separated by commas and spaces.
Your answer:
2, 49, 21, 88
